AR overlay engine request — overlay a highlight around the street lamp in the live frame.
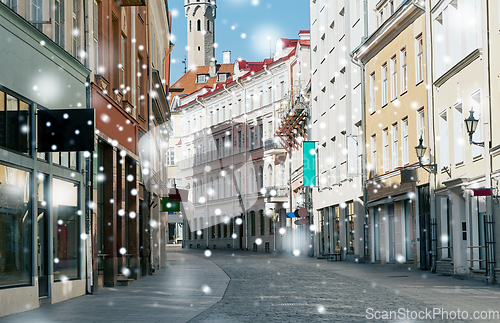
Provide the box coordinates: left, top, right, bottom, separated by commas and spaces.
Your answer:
415, 136, 436, 173
464, 110, 484, 147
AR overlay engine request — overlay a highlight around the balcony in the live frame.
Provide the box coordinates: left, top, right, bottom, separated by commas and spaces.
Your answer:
264, 138, 287, 156
264, 185, 288, 203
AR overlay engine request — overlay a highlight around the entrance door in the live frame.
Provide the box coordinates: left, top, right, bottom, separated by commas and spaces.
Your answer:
419, 185, 431, 270
388, 204, 395, 262
37, 175, 49, 298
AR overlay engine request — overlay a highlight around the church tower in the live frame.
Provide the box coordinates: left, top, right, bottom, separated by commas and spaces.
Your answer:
184, 0, 216, 68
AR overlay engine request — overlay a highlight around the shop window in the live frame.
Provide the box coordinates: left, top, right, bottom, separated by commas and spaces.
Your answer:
0, 90, 30, 155
346, 202, 355, 254
0, 165, 31, 287
53, 178, 80, 281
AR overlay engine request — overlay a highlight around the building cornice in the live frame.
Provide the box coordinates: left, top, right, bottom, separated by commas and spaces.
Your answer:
433, 49, 481, 88
352, 1, 424, 63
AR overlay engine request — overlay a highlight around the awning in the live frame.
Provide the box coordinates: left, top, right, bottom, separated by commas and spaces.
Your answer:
286, 212, 296, 218
366, 191, 412, 208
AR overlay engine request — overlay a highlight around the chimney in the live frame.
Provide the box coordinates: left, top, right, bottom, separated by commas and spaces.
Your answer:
209, 60, 217, 77
223, 51, 231, 64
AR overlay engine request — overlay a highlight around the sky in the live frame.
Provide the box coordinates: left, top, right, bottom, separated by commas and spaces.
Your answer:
168, 0, 310, 84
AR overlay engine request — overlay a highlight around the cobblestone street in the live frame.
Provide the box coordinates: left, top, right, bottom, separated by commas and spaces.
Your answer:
2, 246, 500, 323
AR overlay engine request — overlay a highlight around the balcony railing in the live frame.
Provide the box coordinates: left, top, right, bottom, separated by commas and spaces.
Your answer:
264, 138, 285, 151
264, 185, 288, 198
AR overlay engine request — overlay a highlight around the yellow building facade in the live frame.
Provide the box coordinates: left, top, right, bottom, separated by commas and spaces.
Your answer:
354, 1, 431, 268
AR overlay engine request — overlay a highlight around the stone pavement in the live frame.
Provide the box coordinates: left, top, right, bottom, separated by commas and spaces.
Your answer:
2, 246, 500, 323
0, 246, 229, 323
188, 249, 500, 323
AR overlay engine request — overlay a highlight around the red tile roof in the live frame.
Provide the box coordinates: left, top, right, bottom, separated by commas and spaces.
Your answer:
170, 31, 310, 109
168, 63, 234, 104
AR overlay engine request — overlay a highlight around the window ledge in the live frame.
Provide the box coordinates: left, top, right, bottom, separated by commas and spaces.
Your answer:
472, 155, 483, 162
415, 79, 424, 87
400, 90, 408, 96
370, 110, 376, 116
381, 103, 388, 109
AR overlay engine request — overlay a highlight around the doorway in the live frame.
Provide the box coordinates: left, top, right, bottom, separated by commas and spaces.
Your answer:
418, 185, 431, 270
37, 174, 49, 298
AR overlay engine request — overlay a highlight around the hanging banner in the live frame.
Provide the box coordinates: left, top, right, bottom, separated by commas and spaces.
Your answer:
161, 197, 181, 212
303, 141, 316, 187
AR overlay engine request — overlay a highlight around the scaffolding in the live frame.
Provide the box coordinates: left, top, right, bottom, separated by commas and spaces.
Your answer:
275, 85, 309, 155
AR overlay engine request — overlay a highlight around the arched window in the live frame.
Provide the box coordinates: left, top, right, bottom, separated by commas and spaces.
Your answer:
189, 20, 192, 32
226, 173, 232, 197
207, 20, 210, 32
209, 177, 214, 200
214, 177, 219, 199
267, 164, 273, 187
221, 175, 226, 198
198, 218, 203, 239
237, 170, 242, 195
258, 166, 263, 191
259, 210, 265, 236
197, 19, 201, 31
210, 216, 215, 238
249, 168, 254, 194
250, 211, 256, 236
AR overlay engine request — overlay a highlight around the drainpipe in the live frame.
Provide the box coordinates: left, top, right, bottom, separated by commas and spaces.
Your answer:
235, 78, 245, 90
83, 0, 93, 294
264, 64, 274, 76
196, 97, 210, 249
235, 79, 249, 251
423, 0, 438, 272
350, 51, 367, 262
349, 0, 369, 261
410, 0, 425, 11
480, 0, 494, 284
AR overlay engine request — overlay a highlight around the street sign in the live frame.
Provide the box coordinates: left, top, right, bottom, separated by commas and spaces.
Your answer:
473, 188, 492, 196
161, 197, 180, 212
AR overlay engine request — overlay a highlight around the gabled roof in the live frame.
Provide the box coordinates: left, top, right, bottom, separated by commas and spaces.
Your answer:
168, 63, 234, 104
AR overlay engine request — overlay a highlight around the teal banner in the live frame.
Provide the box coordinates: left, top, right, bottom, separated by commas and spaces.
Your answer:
303, 141, 316, 187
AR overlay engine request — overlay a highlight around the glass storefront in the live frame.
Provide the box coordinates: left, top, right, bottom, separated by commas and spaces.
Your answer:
53, 178, 80, 281
0, 90, 30, 155
0, 165, 31, 287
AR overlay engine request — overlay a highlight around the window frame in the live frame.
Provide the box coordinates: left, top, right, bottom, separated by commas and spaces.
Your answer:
400, 47, 408, 94
381, 63, 388, 106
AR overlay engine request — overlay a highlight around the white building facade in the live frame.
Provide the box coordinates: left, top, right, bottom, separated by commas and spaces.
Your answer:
309, 0, 370, 260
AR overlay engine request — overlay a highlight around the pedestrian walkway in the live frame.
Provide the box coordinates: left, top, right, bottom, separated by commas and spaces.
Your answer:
1, 246, 229, 323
